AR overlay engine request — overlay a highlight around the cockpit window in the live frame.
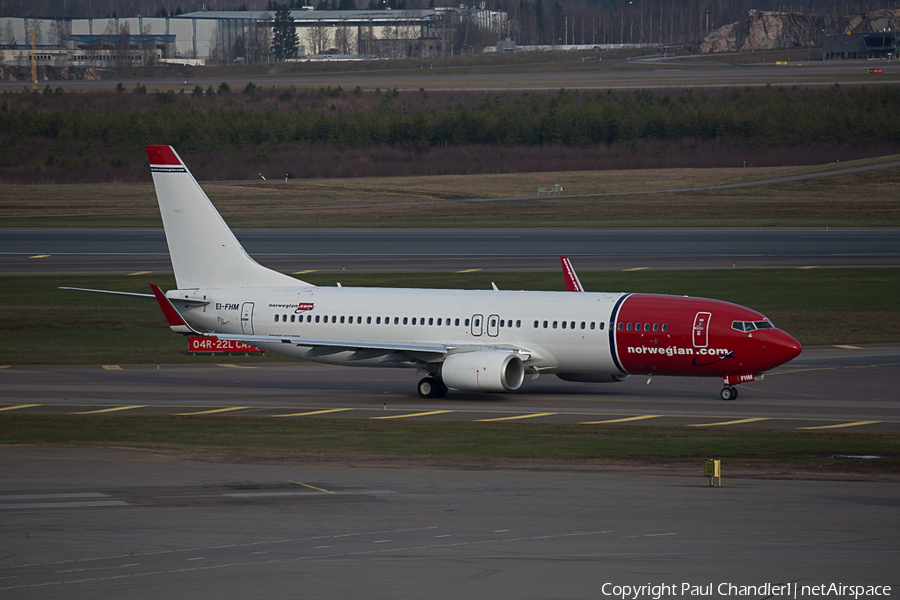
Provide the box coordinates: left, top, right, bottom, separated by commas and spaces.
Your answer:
732, 319, 774, 332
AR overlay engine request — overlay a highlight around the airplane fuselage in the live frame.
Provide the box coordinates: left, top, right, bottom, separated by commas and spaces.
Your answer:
173, 286, 800, 380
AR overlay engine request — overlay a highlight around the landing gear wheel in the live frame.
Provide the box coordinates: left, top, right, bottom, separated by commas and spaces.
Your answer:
720, 386, 739, 401
418, 377, 448, 398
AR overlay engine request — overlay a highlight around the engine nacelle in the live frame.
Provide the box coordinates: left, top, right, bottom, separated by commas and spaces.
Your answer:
441, 351, 525, 392
556, 373, 630, 383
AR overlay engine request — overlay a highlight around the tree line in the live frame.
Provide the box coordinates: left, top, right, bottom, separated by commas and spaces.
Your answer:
4, 84, 899, 149
1, 83, 899, 182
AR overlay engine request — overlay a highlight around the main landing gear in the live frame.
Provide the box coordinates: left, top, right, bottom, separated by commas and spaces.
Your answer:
720, 386, 739, 401
418, 377, 448, 398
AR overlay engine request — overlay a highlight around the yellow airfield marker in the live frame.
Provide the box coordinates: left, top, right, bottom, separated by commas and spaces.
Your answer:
457, 268, 482, 273
29, 254, 50, 259
834, 345, 863, 350
293, 270, 317, 274
217, 364, 257, 369
128, 271, 151, 276
102, 365, 123, 370
622, 267, 649, 272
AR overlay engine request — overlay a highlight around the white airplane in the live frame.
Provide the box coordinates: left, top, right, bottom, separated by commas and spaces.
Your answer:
69, 146, 803, 401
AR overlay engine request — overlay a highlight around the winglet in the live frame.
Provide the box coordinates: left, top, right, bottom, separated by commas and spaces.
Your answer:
560, 256, 584, 292
150, 284, 196, 334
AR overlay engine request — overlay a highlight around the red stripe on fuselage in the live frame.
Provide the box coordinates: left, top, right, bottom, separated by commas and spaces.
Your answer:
613, 294, 801, 377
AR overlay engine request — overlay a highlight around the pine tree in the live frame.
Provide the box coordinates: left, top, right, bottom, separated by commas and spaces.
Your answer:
272, 5, 299, 60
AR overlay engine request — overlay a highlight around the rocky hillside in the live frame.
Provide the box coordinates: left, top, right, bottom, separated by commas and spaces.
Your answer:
701, 9, 900, 52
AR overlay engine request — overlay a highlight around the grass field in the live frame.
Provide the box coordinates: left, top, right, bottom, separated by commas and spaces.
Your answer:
1, 415, 897, 475
1, 268, 898, 365
2, 155, 899, 228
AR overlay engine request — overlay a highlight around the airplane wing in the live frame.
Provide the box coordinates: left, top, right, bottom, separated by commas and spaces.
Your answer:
560, 256, 584, 292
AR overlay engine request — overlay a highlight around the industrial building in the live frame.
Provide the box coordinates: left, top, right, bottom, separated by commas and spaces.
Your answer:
0, 6, 507, 70
823, 31, 897, 60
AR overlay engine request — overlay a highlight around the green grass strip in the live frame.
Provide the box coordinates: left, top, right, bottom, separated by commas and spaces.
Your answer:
2, 415, 898, 474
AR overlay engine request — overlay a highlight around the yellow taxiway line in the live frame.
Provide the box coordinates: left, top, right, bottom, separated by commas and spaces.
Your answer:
372, 410, 454, 420
76, 405, 146, 414
477, 412, 557, 422
687, 417, 771, 427
798, 420, 881, 430
0, 404, 41, 412
581, 415, 661, 424
274, 408, 354, 417
176, 407, 250, 416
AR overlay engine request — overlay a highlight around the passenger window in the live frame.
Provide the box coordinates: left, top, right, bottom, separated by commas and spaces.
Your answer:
428, 318, 433, 325
553, 321, 558, 329
465, 319, 470, 326
581, 322, 586, 330
315, 315, 320, 323
331, 316, 337, 323
275, 314, 279, 322
617, 323, 622, 331
394, 317, 399, 325
543, 321, 548, 329
662, 324, 668, 332
340, 316, 345, 324
571, 321, 575, 329
456, 318, 461, 326
516, 320, 521, 328
644, 323, 649, 331
412, 317, 417, 325
534, 320, 539, 328
653, 323, 658, 332
600, 322, 605, 330
403, 317, 409, 325
590, 322, 595, 330
307, 315, 311, 322
626, 323, 632, 331
367, 316, 372, 324
437, 318, 441, 326
475, 318, 481, 327
562, 321, 567, 329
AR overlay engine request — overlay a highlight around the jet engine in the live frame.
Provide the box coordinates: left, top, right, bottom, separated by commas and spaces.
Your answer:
556, 373, 630, 383
441, 351, 525, 392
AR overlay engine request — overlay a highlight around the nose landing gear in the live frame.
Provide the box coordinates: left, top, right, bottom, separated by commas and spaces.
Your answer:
720, 385, 739, 401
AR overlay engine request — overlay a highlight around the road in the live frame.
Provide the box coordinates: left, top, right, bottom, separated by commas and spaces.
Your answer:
2, 227, 898, 275
6, 60, 900, 92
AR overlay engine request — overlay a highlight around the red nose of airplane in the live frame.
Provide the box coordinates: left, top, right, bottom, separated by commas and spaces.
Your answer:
766, 330, 802, 369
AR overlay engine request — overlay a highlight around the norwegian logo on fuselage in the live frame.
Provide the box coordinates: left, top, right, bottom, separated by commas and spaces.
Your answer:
295, 303, 315, 313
